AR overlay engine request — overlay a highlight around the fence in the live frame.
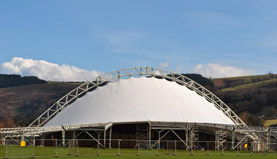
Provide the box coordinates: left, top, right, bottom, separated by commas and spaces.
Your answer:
0, 139, 276, 158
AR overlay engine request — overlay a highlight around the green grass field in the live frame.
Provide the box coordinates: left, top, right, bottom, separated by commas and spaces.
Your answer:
0, 146, 276, 159
220, 78, 277, 92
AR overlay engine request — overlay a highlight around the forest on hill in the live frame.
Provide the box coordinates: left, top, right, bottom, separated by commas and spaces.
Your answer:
0, 73, 276, 127
0, 74, 47, 88
212, 74, 277, 126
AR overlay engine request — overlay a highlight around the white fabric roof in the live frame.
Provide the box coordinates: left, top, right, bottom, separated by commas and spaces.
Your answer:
45, 77, 235, 126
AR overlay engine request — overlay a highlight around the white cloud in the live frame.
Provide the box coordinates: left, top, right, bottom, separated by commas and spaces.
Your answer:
193, 63, 254, 78
159, 61, 169, 68
0, 57, 101, 81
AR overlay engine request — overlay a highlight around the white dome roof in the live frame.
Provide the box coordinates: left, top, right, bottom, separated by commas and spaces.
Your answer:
45, 77, 235, 126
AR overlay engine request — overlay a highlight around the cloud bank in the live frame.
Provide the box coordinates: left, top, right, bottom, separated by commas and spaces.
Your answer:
193, 63, 254, 78
0, 57, 100, 81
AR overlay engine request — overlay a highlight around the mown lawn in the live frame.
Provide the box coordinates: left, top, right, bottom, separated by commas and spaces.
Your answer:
0, 146, 276, 159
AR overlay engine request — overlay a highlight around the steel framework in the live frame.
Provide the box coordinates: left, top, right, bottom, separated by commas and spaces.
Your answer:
27, 67, 246, 128
1, 67, 277, 151
1, 122, 277, 151
215, 130, 227, 150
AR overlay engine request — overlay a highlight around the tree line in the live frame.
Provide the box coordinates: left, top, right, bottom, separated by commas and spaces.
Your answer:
0, 74, 47, 88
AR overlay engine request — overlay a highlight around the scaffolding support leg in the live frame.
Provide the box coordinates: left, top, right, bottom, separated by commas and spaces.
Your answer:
104, 129, 106, 148
40, 135, 45, 146
62, 130, 65, 147
266, 130, 270, 151
148, 123, 151, 149
232, 130, 235, 150
186, 129, 189, 150
109, 126, 112, 148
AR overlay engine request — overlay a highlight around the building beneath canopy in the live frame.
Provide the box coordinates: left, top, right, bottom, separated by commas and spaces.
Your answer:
1, 67, 276, 151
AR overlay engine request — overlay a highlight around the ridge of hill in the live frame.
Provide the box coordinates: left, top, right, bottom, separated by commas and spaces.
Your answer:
0, 74, 276, 128
212, 74, 277, 89
212, 74, 277, 126
0, 74, 47, 88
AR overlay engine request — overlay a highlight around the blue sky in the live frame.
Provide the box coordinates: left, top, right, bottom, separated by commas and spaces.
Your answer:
0, 0, 276, 81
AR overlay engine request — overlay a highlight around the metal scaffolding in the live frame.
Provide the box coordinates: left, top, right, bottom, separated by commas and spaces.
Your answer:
215, 130, 227, 150
0, 67, 276, 151
189, 126, 199, 150
1, 122, 277, 151
27, 67, 246, 128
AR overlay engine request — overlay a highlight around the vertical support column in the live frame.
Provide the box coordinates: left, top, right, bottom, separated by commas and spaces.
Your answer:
215, 130, 227, 151
137, 140, 140, 156
174, 140, 177, 156
40, 135, 45, 146
72, 130, 76, 148
62, 130, 65, 147
190, 128, 193, 150
21, 134, 24, 142
32, 135, 36, 146
231, 130, 235, 150
158, 131, 161, 150
5, 138, 8, 159
148, 122, 151, 149
253, 140, 257, 152
2, 137, 6, 146
185, 128, 189, 150
117, 139, 121, 156
189, 126, 199, 151
109, 126, 112, 148
215, 130, 218, 151
73, 130, 76, 139
103, 129, 106, 148
55, 139, 58, 157
266, 130, 270, 151
97, 133, 100, 156
251, 140, 254, 153
32, 135, 35, 158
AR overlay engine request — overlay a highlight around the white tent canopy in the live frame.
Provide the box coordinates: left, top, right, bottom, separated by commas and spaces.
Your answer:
45, 77, 235, 126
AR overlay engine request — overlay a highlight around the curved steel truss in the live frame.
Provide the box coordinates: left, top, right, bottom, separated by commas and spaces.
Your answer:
28, 67, 246, 128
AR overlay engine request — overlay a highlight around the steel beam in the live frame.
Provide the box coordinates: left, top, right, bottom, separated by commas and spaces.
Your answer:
27, 67, 247, 128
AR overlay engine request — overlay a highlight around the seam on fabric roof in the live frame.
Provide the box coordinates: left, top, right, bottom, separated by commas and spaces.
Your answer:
104, 87, 111, 122
116, 87, 150, 122
187, 88, 190, 123
202, 95, 232, 124
109, 77, 121, 97
203, 96, 221, 123
179, 86, 186, 121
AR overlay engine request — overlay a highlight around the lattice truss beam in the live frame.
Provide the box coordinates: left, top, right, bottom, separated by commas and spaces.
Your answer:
215, 130, 227, 150
26, 67, 246, 128
0, 123, 111, 139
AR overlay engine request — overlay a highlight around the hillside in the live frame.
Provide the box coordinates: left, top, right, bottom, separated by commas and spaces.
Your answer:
212, 74, 277, 125
0, 74, 276, 128
0, 82, 81, 127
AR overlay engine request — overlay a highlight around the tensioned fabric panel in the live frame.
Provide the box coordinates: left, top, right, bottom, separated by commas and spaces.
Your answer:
45, 77, 235, 126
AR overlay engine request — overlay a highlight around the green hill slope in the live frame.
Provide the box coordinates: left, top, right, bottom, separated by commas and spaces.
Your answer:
0, 82, 81, 127
212, 74, 277, 125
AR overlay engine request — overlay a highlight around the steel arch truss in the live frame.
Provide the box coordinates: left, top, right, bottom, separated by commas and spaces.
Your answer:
28, 67, 246, 128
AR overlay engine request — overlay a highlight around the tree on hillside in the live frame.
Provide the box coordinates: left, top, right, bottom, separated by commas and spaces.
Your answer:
0, 74, 47, 88
182, 73, 215, 90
